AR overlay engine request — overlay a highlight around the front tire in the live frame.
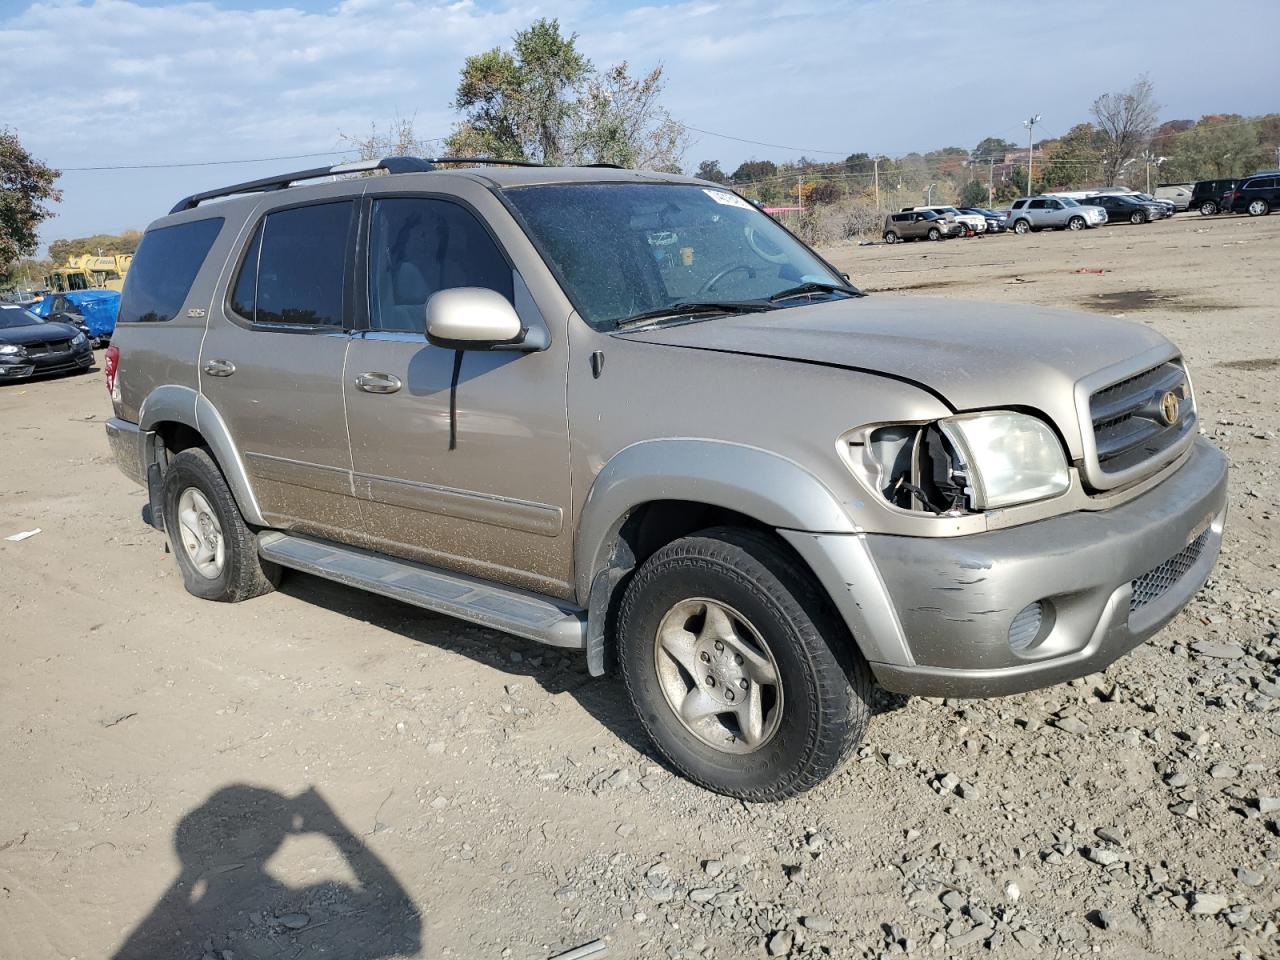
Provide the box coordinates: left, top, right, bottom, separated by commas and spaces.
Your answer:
1129, 210, 1145, 224
162, 447, 280, 602
927, 227, 942, 241
1067, 216, 1086, 231
617, 528, 873, 801
1248, 199, 1270, 217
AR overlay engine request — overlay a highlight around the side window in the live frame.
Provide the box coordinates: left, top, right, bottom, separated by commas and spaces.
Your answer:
1046, 200, 1062, 210
1011, 200, 1026, 210
231, 201, 353, 327
119, 217, 223, 323
367, 197, 515, 333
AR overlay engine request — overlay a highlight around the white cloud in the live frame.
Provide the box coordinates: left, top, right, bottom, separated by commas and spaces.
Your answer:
0, 0, 1273, 243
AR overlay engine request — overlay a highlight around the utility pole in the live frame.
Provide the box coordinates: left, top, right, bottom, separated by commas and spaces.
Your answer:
988, 156, 995, 207
1023, 114, 1041, 194
873, 156, 881, 211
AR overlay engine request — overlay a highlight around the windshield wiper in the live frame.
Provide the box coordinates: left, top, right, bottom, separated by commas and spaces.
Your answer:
767, 280, 862, 302
614, 300, 775, 330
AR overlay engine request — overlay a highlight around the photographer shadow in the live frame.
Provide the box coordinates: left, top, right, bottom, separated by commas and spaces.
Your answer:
112, 785, 422, 960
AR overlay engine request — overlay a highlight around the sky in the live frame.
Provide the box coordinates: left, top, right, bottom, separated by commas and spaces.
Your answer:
2, 0, 1274, 250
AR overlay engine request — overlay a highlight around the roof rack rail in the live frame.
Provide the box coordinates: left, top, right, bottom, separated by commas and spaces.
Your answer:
169, 157, 435, 214
170, 155, 628, 214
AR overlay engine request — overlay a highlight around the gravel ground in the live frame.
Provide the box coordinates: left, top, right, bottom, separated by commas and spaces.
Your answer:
0, 211, 1276, 960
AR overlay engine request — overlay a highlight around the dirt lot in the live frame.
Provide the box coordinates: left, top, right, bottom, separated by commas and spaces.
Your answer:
1, 212, 1277, 960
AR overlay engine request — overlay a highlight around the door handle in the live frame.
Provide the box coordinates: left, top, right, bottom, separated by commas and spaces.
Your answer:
355, 372, 402, 394
203, 358, 236, 377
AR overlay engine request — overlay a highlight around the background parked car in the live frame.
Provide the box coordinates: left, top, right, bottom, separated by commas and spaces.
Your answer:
1155, 183, 1193, 211
0, 303, 94, 382
1190, 178, 1238, 216
1228, 174, 1280, 216
1129, 192, 1176, 218
28, 289, 120, 347
957, 207, 1007, 233
1078, 193, 1165, 224
1006, 196, 1107, 234
902, 205, 987, 235
882, 209, 959, 242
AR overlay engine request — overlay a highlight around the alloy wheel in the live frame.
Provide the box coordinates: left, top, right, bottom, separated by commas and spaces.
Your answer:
653, 597, 783, 754
176, 486, 225, 579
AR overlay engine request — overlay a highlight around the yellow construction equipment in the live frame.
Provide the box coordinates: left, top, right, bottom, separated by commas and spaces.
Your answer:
46, 254, 133, 293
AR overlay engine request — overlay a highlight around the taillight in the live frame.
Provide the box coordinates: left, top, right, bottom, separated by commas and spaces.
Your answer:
105, 345, 120, 399
1232, 191, 1243, 200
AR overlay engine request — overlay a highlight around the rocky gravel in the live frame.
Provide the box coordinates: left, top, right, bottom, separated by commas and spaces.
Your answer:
1, 212, 1277, 959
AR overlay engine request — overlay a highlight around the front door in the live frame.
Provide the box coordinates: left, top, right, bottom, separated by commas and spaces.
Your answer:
199, 195, 362, 541
344, 194, 573, 598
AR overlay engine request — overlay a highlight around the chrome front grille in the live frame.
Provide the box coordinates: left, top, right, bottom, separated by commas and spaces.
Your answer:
1089, 360, 1194, 477
1129, 529, 1211, 616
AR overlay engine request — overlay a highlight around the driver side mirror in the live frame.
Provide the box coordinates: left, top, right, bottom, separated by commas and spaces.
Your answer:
424, 287, 539, 352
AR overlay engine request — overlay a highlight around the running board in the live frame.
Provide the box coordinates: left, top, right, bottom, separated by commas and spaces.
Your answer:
257, 532, 586, 649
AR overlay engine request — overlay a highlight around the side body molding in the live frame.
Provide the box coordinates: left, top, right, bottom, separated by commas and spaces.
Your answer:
576, 439, 858, 674
137, 384, 266, 526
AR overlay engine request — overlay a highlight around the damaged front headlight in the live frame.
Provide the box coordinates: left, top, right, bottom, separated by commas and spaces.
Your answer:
857, 411, 1069, 514
938, 412, 1069, 509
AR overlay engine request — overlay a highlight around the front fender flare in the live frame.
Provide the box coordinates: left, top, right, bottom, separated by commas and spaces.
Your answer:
138, 385, 265, 526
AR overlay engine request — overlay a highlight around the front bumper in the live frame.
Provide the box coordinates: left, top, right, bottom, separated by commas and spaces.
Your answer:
0, 346, 92, 380
786, 439, 1227, 698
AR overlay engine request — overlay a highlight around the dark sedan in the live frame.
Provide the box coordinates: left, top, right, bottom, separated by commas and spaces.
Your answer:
0, 304, 94, 382
957, 207, 1008, 233
1078, 194, 1165, 224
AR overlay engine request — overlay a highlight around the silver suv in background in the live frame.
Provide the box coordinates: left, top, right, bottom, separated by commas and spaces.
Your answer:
882, 209, 959, 242
1007, 195, 1108, 233
104, 158, 1226, 800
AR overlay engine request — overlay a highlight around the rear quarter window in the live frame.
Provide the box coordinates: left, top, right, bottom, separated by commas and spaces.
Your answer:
119, 217, 224, 323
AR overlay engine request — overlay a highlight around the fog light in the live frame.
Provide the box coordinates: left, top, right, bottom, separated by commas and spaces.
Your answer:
1008, 602, 1044, 653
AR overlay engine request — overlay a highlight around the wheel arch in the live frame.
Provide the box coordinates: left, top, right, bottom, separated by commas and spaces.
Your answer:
576, 440, 858, 676
137, 385, 266, 526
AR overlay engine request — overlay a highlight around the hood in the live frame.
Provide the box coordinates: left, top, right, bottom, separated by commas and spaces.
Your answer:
0, 321, 78, 345
617, 296, 1175, 457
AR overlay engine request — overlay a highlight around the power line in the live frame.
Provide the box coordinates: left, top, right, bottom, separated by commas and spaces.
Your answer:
676, 122, 848, 156
59, 147, 361, 172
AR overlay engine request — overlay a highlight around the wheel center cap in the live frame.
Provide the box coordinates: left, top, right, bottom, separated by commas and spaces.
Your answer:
698, 641, 747, 704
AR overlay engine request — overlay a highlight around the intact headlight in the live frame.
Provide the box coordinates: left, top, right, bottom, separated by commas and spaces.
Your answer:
0, 344, 24, 355
938, 412, 1070, 509
71, 332, 87, 347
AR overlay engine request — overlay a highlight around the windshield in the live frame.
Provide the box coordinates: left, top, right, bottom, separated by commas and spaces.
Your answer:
1059, 197, 1080, 207
0, 305, 44, 329
505, 183, 847, 329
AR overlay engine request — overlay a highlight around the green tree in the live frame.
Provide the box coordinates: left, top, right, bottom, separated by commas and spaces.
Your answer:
972, 137, 1017, 161
1043, 122, 1104, 188
1164, 117, 1265, 181
446, 19, 685, 170
695, 159, 727, 183
47, 230, 141, 264
958, 180, 988, 207
729, 159, 777, 183
1, 129, 61, 275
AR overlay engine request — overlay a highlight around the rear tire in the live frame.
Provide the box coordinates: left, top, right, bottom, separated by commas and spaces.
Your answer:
1248, 199, 1270, 217
162, 447, 280, 603
1199, 201, 1218, 216
1013, 219, 1031, 235
617, 527, 873, 801
883, 231, 898, 244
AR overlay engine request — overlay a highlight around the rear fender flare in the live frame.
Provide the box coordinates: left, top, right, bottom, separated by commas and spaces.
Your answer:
138, 385, 265, 526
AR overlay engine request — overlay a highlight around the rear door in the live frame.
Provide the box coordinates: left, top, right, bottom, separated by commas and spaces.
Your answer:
199, 192, 363, 542
343, 186, 573, 598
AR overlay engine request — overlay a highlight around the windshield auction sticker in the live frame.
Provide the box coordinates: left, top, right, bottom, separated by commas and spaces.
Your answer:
703, 189, 756, 210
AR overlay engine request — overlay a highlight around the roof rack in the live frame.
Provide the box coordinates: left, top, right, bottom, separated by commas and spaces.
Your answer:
169, 156, 626, 214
